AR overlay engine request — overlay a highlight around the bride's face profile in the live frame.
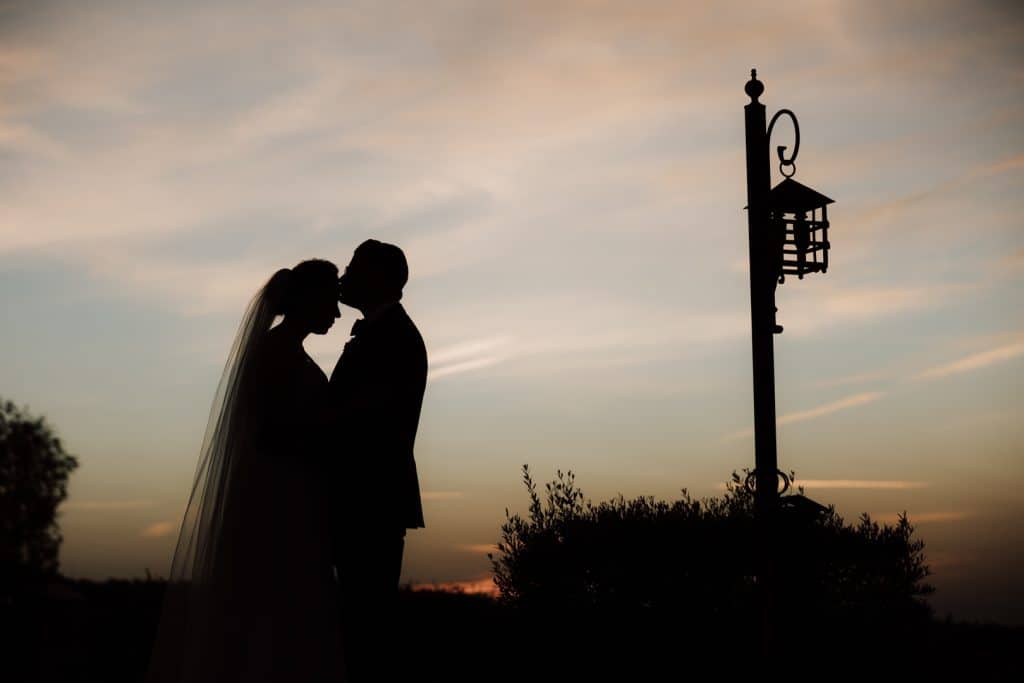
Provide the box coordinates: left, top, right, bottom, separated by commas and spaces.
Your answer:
295, 280, 341, 335
277, 260, 342, 336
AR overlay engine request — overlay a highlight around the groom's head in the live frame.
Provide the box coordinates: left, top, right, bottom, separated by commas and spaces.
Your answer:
337, 239, 408, 312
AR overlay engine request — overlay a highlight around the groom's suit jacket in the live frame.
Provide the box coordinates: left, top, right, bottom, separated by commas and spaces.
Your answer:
329, 303, 427, 532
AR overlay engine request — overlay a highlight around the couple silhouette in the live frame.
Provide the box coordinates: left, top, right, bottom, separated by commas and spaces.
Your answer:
147, 239, 427, 682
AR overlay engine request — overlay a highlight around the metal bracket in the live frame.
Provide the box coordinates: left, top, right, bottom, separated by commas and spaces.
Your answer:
767, 109, 800, 178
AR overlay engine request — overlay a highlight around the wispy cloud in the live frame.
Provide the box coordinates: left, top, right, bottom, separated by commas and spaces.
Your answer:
423, 299, 752, 382
428, 355, 508, 381
918, 341, 1024, 380
782, 286, 964, 339
819, 289, 936, 320
980, 153, 1024, 177
427, 337, 513, 381
849, 159, 1013, 232
725, 392, 885, 440
430, 337, 511, 366
778, 392, 886, 426
141, 521, 176, 538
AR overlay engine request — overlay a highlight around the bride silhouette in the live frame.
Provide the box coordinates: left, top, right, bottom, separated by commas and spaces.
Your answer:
147, 260, 346, 682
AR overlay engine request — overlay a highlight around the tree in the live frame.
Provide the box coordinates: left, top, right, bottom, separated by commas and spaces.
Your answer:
0, 399, 79, 584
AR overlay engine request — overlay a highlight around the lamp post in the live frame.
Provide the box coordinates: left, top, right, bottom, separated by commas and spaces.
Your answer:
742, 68, 834, 647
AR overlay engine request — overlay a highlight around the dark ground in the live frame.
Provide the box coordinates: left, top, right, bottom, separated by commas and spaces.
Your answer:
3, 577, 1022, 682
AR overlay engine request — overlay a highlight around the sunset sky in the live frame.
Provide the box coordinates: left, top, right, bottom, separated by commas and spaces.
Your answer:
1, 1, 1022, 623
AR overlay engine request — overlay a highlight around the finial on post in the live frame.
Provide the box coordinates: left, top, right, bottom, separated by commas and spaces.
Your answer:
745, 68, 764, 103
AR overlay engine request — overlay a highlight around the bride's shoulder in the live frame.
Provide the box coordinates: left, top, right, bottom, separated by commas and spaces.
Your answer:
259, 326, 287, 352
253, 327, 312, 374
250, 328, 292, 373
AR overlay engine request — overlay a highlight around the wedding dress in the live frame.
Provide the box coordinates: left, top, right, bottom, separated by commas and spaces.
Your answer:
147, 276, 346, 682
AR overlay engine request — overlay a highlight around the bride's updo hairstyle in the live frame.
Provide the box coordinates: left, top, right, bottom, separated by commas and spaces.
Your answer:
265, 259, 339, 317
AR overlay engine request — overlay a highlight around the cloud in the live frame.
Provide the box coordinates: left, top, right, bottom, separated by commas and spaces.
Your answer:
876, 152, 1024, 219
410, 574, 498, 596
818, 289, 935, 320
826, 147, 1024, 267
781, 285, 966, 339
428, 355, 509, 381
141, 521, 176, 538
918, 341, 1024, 380
430, 337, 511, 366
425, 281, 958, 384
778, 392, 885, 426
422, 296, 753, 381
62, 500, 153, 511
457, 544, 498, 554
77, 250, 280, 317
725, 391, 885, 440
0, 0, 1009, 353
979, 153, 1024, 177
427, 336, 513, 381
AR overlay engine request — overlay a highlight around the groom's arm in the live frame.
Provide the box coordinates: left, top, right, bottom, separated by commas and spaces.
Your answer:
363, 334, 427, 466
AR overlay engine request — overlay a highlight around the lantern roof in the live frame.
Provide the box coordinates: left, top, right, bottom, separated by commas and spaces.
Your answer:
768, 177, 834, 212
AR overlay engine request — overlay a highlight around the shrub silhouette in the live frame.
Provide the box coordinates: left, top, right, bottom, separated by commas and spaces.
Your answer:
491, 465, 933, 630
0, 399, 78, 588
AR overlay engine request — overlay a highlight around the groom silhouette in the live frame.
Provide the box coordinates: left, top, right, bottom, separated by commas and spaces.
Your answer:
329, 239, 427, 680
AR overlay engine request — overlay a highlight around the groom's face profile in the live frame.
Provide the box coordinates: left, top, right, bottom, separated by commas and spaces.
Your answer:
337, 256, 371, 310
337, 240, 407, 313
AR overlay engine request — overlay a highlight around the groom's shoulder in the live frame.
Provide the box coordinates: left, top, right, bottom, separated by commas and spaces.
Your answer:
385, 304, 419, 336
387, 305, 426, 361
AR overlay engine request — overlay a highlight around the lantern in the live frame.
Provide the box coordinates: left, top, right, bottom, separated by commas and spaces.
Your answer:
767, 177, 834, 281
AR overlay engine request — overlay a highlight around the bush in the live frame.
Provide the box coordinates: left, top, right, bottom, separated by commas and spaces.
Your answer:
490, 466, 933, 630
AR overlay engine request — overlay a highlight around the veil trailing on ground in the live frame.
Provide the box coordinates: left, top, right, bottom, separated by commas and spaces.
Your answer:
146, 271, 288, 683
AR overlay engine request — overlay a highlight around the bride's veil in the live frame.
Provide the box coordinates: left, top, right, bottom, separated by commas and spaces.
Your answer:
146, 269, 290, 683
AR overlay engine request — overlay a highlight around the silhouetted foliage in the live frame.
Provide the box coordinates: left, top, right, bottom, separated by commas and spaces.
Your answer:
0, 399, 78, 586
491, 465, 934, 630
7, 576, 1019, 683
